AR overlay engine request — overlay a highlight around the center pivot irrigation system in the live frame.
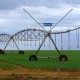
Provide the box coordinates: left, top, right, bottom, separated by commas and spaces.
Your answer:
0, 9, 80, 61
23, 8, 74, 61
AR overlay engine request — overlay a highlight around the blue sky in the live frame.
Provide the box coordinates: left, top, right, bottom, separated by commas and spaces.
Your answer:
0, 0, 80, 50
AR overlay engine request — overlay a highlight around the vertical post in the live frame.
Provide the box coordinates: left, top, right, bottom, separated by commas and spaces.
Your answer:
24, 31, 26, 46
68, 31, 71, 50
54, 34, 57, 50
78, 29, 79, 48
61, 33, 63, 50
44, 33, 45, 47
39, 32, 40, 47
49, 37, 51, 49
77, 29, 79, 49
21, 32, 23, 45
27, 30, 28, 46
35, 30, 37, 46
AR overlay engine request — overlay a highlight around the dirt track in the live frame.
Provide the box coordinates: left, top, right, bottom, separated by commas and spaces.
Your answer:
0, 60, 80, 80
0, 68, 80, 80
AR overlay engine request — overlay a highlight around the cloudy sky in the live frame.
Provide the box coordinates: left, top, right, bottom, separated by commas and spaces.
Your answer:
0, 0, 80, 50
0, 0, 80, 34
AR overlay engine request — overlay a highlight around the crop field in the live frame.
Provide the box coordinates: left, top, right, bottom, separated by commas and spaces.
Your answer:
0, 50, 80, 70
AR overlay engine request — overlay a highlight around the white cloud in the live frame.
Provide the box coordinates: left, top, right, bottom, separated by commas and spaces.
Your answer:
0, 0, 80, 50
0, 4, 80, 35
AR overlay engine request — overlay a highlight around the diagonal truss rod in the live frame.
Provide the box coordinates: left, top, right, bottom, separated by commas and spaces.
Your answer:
35, 33, 61, 56
23, 8, 47, 32
23, 8, 73, 33
35, 35, 47, 55
49, 9, 73, 31
4, 38, 11, 50
49, 35, 61, 55
4, 36, 19, 50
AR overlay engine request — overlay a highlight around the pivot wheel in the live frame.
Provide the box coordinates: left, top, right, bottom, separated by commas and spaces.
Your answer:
0, 49, 5, 54
19, 51, 24, 55
29, 55, 37, 61
59, 55, 68, 61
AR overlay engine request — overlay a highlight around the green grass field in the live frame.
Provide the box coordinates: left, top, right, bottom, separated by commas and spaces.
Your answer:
0, 50, 80, 70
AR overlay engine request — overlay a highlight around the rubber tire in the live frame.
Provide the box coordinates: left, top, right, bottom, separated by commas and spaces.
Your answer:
19, 51, 24, 55
0, 49, 5, 54
59, 55, 68, 61
29, 55, 37, 61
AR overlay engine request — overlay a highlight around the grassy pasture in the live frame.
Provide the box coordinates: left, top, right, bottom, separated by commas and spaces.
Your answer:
0, 50, 80, 70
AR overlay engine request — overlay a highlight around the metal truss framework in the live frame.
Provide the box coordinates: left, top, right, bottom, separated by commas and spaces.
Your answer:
0, 33, 10, 42
0, 26, 80, 50
0, 8, 80, 61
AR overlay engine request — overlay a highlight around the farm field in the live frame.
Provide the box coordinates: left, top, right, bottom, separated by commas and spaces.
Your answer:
0, 50, 80, 79
0, 50, 80, 70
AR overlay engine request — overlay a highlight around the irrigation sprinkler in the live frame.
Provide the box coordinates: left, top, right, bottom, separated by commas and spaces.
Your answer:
0, 26, 80, 56
23, 8, 74, 61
